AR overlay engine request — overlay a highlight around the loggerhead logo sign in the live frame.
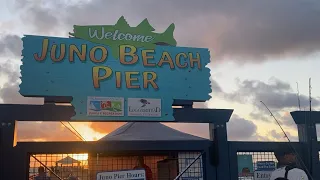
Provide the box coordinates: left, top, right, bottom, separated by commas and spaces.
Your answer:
128, 98, 161, 117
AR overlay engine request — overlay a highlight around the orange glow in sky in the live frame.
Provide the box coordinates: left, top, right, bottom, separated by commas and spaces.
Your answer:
64, 122, 106, 141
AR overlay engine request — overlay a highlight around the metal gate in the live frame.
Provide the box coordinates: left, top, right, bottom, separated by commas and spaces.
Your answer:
28, 152, 205, 180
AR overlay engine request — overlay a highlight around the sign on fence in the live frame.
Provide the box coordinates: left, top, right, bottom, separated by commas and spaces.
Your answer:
237, 155, 254, 177
181, 178, 200, 180
20, 16, 211, 121
256, 161, 276, 171
254, 161, 275, 180
253, 171, 272, 180
96, 169, 146, 180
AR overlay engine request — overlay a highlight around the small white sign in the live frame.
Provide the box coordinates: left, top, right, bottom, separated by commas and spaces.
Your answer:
254, 171, 272, 180
87, 96, 124, 117
127, 98, 161, 117
97, 169, 146, 180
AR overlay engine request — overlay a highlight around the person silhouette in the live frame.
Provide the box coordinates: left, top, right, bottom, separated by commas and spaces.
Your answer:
34, 166, 51, 180
270, 146, 308, 180
133, 156, 153, 180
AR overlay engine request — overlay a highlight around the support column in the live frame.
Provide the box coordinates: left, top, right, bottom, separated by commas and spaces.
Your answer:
0, 120, 27, 179
210, 123, 230, 180
203, 146, 217, 180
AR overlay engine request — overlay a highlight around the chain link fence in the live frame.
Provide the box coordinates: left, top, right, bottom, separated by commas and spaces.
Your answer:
29, 152, 204, 180
237, 152, 278, 180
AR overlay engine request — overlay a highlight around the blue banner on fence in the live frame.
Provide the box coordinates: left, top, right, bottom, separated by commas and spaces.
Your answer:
256, 161, 276, 171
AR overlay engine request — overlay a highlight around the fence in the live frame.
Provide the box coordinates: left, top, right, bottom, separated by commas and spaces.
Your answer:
229, 142, 303, 180
237, 152, 277, 180
28, 152, 204, 180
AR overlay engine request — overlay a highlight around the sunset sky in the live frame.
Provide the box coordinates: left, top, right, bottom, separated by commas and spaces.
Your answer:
1, 0, 320, 142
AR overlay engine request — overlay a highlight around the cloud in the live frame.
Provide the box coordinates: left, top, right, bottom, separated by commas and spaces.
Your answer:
164, 123, 210, 139
249, 111, 271, 122
0, 82, 44, 104
249, 109, 297, 128
192, 102, 208, 108
267, 129, 298, 142
0, 34, 22, 57
210, 77, 223, 94
17, 2, 60, 34
14, 0, 320, 62
0, 60, 20, 82
17, 122, 79, 141
0, 60, 43, 104
280, 112, 297, 128
225, 77, 319, 110
219, 77, 314, 127
166, 113, 269, 142
227, 114, 258, 141
227, 114, 298, 142
89, 122, 124, 134
17, 121, 108, 142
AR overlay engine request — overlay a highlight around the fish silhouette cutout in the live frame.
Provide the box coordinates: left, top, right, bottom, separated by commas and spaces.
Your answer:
69, 16, 177, 59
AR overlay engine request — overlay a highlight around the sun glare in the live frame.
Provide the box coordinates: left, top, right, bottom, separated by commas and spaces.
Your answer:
71, 153, 89, 161
70, 123, 106, 141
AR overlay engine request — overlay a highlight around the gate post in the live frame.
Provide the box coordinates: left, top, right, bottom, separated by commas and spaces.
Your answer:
210, 122, 230, 180
203, 146, 217, 180
0, 120, 27, 180
291, 111, 319, 179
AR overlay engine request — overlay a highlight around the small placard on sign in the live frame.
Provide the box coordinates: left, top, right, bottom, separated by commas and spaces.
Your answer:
87, 96, 124, 117
127, 98, 161, 117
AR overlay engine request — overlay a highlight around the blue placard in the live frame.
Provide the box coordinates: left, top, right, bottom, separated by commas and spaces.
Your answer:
256, 161, 276, 171
20, 35, 211, 121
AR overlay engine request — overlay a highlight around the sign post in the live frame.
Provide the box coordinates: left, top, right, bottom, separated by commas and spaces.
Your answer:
20, 16, 211, 122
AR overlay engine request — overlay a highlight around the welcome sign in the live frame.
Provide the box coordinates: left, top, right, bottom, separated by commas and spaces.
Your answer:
20, 16, 211, 121
69, 16, 177, 59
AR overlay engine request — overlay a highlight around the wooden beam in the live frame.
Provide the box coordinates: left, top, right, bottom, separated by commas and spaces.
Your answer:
43, 96, 196, 106
16, 140, 212, 153
0, 104, 233, 123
